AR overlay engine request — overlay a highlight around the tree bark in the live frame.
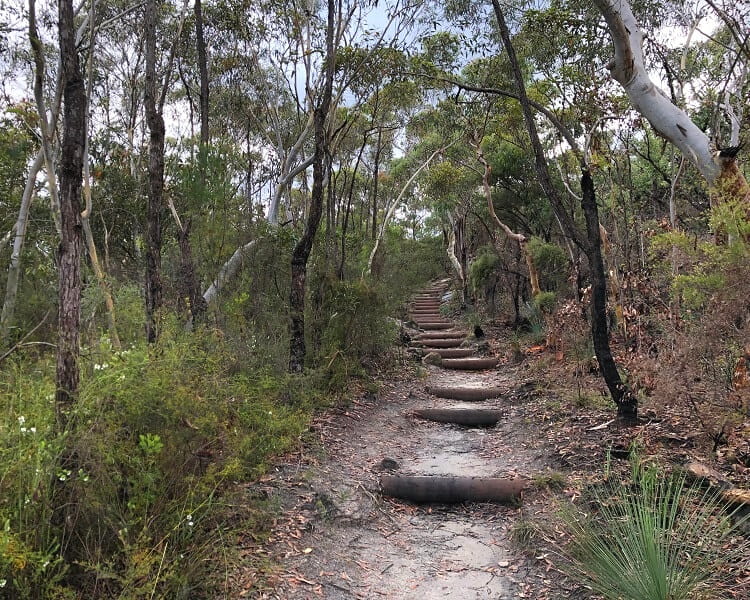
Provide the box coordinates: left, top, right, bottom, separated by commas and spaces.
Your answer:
593, 0, 719, 182
57, 0, 85, 421
288, 0, 335, 373
29, 0, 62, 237
581, 170, 637, 423
144, 0, 165, 343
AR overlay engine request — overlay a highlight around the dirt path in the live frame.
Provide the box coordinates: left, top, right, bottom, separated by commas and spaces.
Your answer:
238, 283, 580, 599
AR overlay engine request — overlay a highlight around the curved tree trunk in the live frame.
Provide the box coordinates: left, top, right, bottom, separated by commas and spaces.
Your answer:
366, 143, 454, 278
202, 240, 258, 306
29, 0, 62, 237
593, 0, 718, 182
476, 145, 541, 296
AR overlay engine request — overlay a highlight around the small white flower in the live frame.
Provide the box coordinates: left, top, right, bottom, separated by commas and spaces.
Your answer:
30, 427, 36, 434
20, 427, 27, 433
18, 415, 25, 425
0, 578, 6, 587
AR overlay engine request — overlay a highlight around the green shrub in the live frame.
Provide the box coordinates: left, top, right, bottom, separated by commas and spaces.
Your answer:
533, 290, 556, 314
527, 237, 568, 292
0, 325, 328, 598
319, 279, 395, 367
560, 458, 750, 600
468, 249, 500, 294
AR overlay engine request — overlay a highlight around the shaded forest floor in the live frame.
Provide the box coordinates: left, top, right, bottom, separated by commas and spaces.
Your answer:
227, 312, 750, 599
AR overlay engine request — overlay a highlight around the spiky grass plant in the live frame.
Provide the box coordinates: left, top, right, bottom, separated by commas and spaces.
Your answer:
561, 459, 750, 600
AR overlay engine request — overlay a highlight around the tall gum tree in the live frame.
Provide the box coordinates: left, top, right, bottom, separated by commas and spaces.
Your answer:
56, 0, 85, 421
288, 0, 336, 373
144, 0, 191, 342
491, 0, 638, 423
593, 0, 749, 203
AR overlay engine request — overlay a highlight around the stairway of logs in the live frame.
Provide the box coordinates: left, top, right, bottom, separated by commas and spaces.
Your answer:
379, 280, 527, 504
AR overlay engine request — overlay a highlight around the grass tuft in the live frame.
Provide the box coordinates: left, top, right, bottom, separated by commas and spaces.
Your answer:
560, 458, 750, 600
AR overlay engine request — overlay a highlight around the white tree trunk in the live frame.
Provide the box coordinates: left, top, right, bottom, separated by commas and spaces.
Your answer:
446, 228, 465, 293
202, 240, 258, 306
1, 151, 45, 341
594, 0, 719, 182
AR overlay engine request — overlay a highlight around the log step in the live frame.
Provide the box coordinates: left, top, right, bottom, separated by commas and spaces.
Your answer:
411, 304, 441, 310
428, 386, 504, 400
410, 311, 443, 317
426, 348, 475, 358
413, 408, 503, 427
417, 322, 454, 330
380, 475, 525, 504
441, 357, 498, 370
417, 339, 464, 348
415, 331, 467, 340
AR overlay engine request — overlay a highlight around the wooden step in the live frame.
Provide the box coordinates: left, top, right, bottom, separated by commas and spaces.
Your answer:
412, 408, 503, 427
428, 385, 504, 400
417, 322, 455, 330
440, 357, 498, 370
425, 348, 475, 358
417, 338, 464, 348
415, 331, 467, 340
380, 475, 525, 504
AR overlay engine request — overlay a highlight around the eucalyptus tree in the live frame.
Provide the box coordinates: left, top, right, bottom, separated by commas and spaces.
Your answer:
144, 0, 192, 342
490, 0, 640, 422
199, 0, 424, 310
593, 0, 749, 204
57, 0, 85, 419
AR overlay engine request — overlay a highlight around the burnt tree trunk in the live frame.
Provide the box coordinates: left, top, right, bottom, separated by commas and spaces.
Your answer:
289, 0, 335, 373
56, 0, 85, 422
144, 0, 164, 343
580, 171, 638, 423
492, 0, 637, 423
